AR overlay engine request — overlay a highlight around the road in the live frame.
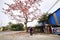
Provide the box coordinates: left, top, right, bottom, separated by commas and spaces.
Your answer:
0, 31, 60, 40
0, 31, 22, 35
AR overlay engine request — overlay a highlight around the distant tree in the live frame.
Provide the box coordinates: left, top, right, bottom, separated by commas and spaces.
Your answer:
8, 22, 12, 30
8, 22, 12, 25
38, 13, 50, 23
10, 23, 24, 31
2, 26, 8, 31
16, 23, 24, 31
2, 0, 42, 32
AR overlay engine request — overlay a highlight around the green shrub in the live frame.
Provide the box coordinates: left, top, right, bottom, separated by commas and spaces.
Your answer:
10, 23, 24, 31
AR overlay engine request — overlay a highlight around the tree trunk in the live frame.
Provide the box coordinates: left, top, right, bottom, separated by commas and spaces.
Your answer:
25, 23, 28, 32
25, 19, 28, 32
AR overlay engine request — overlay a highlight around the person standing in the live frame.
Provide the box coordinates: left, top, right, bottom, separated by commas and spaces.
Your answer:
30, 27, 33, 35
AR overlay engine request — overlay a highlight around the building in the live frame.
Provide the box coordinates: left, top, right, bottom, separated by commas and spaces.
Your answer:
49, 8, 60, 26
39, 8, 60, 33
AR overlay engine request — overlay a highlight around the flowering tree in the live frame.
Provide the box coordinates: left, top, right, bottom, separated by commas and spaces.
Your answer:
3, 0, 42, 32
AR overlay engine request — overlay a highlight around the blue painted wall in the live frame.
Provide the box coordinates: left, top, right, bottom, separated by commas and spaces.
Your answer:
49, 14, 56, 25
56, 9, 60, 24
49, 8, 60, 25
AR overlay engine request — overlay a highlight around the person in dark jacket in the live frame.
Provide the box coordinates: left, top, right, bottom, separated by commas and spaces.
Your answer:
30, 27, 33, 35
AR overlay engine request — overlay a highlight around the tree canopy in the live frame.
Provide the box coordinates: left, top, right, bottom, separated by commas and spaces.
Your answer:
10, 23, 24, 31
2, 0, 42, 32
38, 13, 50, 23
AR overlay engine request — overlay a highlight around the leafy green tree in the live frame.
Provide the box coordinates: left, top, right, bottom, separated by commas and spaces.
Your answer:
38, 13, 50, 23
8, 22, 12, 30
8, 22, 12, 26
2, 26, 8, 31
10, 23, 24, 31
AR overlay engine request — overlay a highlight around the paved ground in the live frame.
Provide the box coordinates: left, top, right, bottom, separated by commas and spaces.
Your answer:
0, 31, 22, 35
0, 31, 60, 40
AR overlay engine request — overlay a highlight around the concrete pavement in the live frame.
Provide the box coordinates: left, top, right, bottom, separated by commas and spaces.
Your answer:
0, 31, 60, 40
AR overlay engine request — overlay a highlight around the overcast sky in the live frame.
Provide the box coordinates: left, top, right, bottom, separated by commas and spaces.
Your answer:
0, 0, 60, 27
